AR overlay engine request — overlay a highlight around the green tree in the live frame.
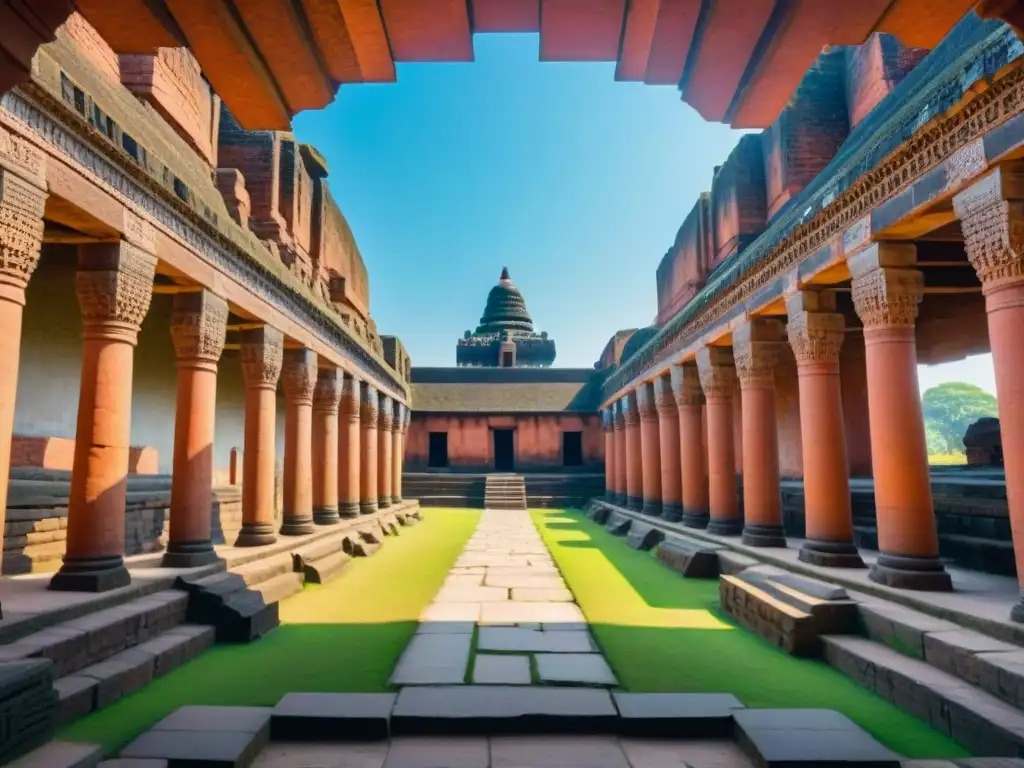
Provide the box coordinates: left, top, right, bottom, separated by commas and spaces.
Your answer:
922, 382, 997, 454
925, 423, 947, 456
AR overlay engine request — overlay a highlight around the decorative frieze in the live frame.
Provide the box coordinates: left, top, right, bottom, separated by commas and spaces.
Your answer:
313, 367, 343, 415
239, 326, 284, 390
696, 347, 737, 402
953, 164, 1024, 288
282, 349, 318, 405
786, 291, 845, 365
170, 289, 228, 364
849, 243, 922, 330
733, 318, 785, 390
75, 241, 156, 336
670, 362, 705, 407
340, 374, 361, 423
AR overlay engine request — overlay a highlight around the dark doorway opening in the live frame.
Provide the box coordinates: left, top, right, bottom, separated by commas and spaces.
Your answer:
501, 350, 514, 367
493, 429, 515, 471
428, 432, 448, 468
562, 431, 583, 467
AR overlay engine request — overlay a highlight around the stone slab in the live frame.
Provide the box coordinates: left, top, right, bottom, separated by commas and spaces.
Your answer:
511, 588, 573, 602
419, 603, 481, 624
655, 536, 722, 579
479, 602, 586, 626
478, 627, 596, 654
383, 737, 489, 768
270, 692, 396, 741
151, 706, 272, 735
923, 630, 1019, 688
535, 653, 617, 686
612, 692, 745, 737
858, 601, 961, 660
390, 633, 472, 685
8, 741, 103, 768
605, 514, 631, 536
626, 522, 664, 551
119, 729, 267, 767
483, 574, 566, 590
443, 574, 485, 587
472, 655, 532, 685
489, 735, 630, 768
416, 621, 477, 635
433, 586, 509, 603
390, 686, 619, 735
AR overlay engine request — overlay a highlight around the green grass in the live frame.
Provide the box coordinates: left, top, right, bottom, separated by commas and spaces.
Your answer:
532, 508, 969, 760
59, 508, 480, 755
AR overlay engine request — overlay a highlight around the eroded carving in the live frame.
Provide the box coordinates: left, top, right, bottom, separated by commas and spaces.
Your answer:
313, 367, 343, 414
170, 289, 228, 363
360, 384, 379, 426
239, 326, 284, 389
75, 241, 156, 331
379, 395, 394, 431
282, 349, 318, 404
670, 363, 705, 407
696, 347, 737, 402
851, 267, 923, 329
0, 169, 46, 285
733, 320, 785, 390
954, 169, 1024, 287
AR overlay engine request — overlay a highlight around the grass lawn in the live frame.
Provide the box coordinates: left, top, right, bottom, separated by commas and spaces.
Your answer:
532, 508, 969, 760
59, 508, 480, 755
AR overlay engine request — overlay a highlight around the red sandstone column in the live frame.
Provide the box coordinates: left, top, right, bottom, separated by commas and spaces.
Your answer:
734, 318, 787, 548
360, 382, 379, 515
235, 326, 283, 547
338, 374, 361, 517
280, 348, 317, 536
378, 394, 394, 509
850, 243, 950, 590
955, 167, 1024, 615
654, 376, 682, 521
602, 407, 616, 502
671, 363, 709, 528
392, 402, 407, 503
613, 402, 627, 506
622, 391, 643, 512
52, 240, 156, 591
312, 367, 342, 525
787, 290, 864, 568
637, 382, 663, 517
0, 158, 46, 581
164, 289, 228, 568
697, 347, 741, 535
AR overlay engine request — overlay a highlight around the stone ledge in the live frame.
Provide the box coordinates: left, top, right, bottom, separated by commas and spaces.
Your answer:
7, 740, 102, 768
612, 692, 744, 737
655, 535, 722, 578
270, 693, 395, 741
118, 706, 270, 766
626, 520, 663, 551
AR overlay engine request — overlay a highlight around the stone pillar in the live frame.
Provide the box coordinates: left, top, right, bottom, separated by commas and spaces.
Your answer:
955, 166, 1024, 614
52, 240, 156, 591
637, 381, 662, 517
653, 375, 682, 521
613, 401, 627, 505
360, 382, 379, 515
787, 290, 864, 567
697, 346, 741, 535
378, 395, 393, 509
392, 402, 407, 503
164, 289, 228, 567
602, 407, 616, 502
622, 391, 643, 512
734, 318, 787, 548
311, 367, 342, 525
235, 326, 284, 547
850, 242, 950, 590
0, 157, 46, 580
280, 348, 317, 536
338, 374, 361, 518
671, 363, 709, 528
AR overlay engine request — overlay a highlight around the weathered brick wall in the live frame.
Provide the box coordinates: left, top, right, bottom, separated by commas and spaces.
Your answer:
845, 33, 929, 129
710, 134, 767, 270
10, 436, 158, 474
656, 194, 712, 324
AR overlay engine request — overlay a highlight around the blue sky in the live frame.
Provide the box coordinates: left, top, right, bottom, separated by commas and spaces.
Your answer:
294, 32, 995, 395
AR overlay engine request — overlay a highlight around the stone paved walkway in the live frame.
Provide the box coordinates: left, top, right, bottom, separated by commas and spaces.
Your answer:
390, 509, 618, 687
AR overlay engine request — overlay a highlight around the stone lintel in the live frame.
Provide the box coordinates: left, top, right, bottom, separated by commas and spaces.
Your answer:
669, 362, 704, 407
282, 348, 318, 404
170, 289, 228, 364
239, 325, 284, 389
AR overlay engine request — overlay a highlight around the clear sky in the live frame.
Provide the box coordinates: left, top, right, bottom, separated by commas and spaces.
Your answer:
294, 32, 996, 396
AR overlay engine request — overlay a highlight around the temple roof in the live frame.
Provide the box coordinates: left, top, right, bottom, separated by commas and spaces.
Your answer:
474, 267, 535, 335
411, 367, 605, 413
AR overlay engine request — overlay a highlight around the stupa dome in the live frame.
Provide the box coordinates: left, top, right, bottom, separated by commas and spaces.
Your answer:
475, 267, 535, 335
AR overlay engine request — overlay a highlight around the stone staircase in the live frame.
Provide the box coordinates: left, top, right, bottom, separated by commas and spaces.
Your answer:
403, 474, 487, 507
483, 474, 526, 510
523, 473, 605, 508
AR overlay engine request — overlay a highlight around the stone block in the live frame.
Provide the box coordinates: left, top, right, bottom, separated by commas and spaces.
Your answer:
76, 648, 155, 709
479, 601, 585, 626
384, 737, 489, 768
858, 601, 961, 659
535, 653, 617, 686
612, 692, 744, 737
390, 632, 473, 686
588, 503, 611, 524
923, 630, 1018, 687
717, 550, 759, 575
477, 627, 595, 654
298, 550, 351, 585
654, 535, 722, 578
472, 655, 531, 685
719, 575, 817, 657
976, 649, 1024, 710
119, 730, 265, 767
55, 675, 96, 725
604, 513, 631, 536
626, 521, 664, 551
0, 660, 58, 764
270, 693, 395, 741
7, 740, 102, 768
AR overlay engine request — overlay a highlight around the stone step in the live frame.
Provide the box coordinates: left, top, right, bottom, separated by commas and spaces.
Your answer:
0, 660, 59, 765
655, 535, 723, 578
230, 552, 294, 587
626, 520, 664, 551
55, 624, 215, 726
290, 532, 349, 565
822, 634, 1024, 756
299, 550, 351, 585
7, 740, 102, 768
175, 572, 279, 644
0, 591, 188, 679
253, 571, 304, 606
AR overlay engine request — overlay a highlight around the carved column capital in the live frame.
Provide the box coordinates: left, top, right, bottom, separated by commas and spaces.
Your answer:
239, 326, 284, 390
394, 402, 409, 433
670, 362, 705, 407
76, 241, 157, 343
953, 165, 1024, 290
601, 407, 614, 433
733, 318, 785, 390
621, 391, 640, 427
636, 381, 658, 422
786, 291, 845, 365
653, 375, 677, 414
313, 367, 343, 414
340, 374, 361, 423
282, 349, 318, 405
170, 290, 228, 367
696, 346, 737, 402
360, 382, 379, 426
0, 167, 46, 295
613, 403, 625, 431
379, 395, 394, 431
849, 242, 922, 330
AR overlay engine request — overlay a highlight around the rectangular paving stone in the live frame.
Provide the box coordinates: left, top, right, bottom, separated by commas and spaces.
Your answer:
535, 653, 617, 686
433, 586, 509, 603
478, 627, 596, 654
489, 735, 630, 768
270, 693, 395, 741
419, 603, 481, 624
383, 737, 489, 768
512, 587, 573, 602
479, 601, 585, 626
473, 655, 532, 685
120, 729, 266, 767
151, 706, 272, 734
391, 686, 619, 735
613, 692, 745, 737
416, 621, 477, 635
390, 633, 472, 685
484, 574, 567, 590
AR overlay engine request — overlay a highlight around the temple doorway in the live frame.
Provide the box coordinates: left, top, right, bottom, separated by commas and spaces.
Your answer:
562, 431, 583, 467
428, 432, 448, 468
493, 429, 515, 471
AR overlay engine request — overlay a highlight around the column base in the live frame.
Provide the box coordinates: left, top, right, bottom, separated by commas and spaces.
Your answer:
339, 502, 360, 519
641, 500, 662, 517
162, 540, 220, 568
626, 496, 643, 513
378, 498, 391, 509
314, 507, 341, 526
869, 553, 952, 591
798, 539, 866, 568
707, 517, 743, 536
682, 509, 709, 529
49, 555, 131, 593
360, 501, 378, 516
234, 522, 277, 547
392, 495, 401, 504
612, 493, 627, 506
741, 523, 787, 548
280, 515, 316, 536
660, 503, 683, 523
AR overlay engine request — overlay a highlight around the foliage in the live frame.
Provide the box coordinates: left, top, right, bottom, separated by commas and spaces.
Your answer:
922, 382, 997, 454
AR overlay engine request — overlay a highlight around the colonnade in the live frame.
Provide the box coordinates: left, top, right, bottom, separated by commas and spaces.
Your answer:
0, 165, 409, 593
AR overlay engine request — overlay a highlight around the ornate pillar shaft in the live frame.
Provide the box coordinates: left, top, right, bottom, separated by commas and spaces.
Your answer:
851, 243, 950, 590
52, 239, 156, 592
337, 374, 361, 517
360, 382, 379, 515
378, 395, 394, 509
655, 376, 682, 521
613, 404, 627, 505
637, 381, 662, 517
165, 289, 227, 567
0, 151, 46, 581
235, 326, 283, 547
955, 166, 1024, 615
392, 403, 407, 503
281, 348, 317, 536
601, 408, 616, 502
697, 346, 741, 535
787, 291, 864, 567
734, 318, 786, 548
622, 392, 642, 512
312, 367, 342, 525
671, 363, 708, 528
